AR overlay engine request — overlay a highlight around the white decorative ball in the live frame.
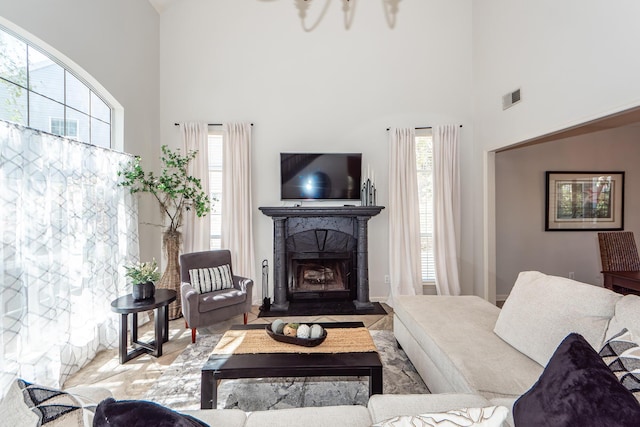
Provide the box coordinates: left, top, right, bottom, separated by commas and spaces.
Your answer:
297, 324, 311, 339
309, 324, 324, 339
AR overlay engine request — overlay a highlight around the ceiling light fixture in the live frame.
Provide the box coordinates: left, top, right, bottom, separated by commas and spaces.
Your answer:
294, 0, 401, 31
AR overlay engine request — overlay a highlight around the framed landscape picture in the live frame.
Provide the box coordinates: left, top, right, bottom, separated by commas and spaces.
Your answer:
545, 171, 625, 231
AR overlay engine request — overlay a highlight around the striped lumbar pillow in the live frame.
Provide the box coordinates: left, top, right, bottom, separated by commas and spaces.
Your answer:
189, 264, 234, 293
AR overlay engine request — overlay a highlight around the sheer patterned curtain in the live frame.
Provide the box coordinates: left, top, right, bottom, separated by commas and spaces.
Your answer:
221, 123, 256, 296
181, 122, 210, 254
433, 125, 461, 295
387, 127, 423, 307
0, 120, 138, 398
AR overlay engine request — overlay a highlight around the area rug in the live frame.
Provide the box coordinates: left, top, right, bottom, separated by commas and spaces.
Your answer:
143, 330, 428, 411
258, 300, 388, 317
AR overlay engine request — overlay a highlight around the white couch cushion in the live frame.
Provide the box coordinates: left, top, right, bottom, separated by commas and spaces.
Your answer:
368, 394, 494, 424
244, 405, 372, 427
394, 296, 542, 398
372, 406, 509, 427
182, 408, 247, 426
494, 271, 621, 366
606, 294, 640, 341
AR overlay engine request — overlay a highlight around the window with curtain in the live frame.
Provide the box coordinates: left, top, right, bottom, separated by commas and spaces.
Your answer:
0, 121, 138, 398
208, 132, 223, 249
0, 23, 130, 398
416, 130, 435, 282
0, 25, 112, 148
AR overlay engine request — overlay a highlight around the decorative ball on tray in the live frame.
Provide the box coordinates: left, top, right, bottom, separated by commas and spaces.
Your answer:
271, 319, 286, 334
310, 324, 323, 339
283, 322, 299, 337
297, 324, 311, 338
266, 319, 326, 347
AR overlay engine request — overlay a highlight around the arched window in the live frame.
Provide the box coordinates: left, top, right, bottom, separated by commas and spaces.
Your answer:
0, 24, 112, 148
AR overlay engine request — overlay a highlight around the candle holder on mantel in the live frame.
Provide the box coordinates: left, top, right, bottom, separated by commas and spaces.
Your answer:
361, 178, 377, 206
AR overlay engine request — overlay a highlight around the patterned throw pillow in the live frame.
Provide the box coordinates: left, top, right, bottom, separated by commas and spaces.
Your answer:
599, 328, 640, 401
372, 406, 509, 427
0, 379, 99, 426
189, 264, 234, 293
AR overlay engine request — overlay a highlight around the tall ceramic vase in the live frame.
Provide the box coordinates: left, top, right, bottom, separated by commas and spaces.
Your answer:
157, 229, 182, 320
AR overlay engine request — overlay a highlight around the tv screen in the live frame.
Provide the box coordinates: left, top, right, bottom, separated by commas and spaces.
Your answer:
280, 153, 362, 200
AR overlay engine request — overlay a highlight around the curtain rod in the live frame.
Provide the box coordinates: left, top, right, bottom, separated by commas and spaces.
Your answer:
385, 125, 463, 131
174, 123, 254, 126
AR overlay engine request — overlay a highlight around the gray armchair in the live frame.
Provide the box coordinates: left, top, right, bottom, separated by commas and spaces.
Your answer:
180, 250, 253, 343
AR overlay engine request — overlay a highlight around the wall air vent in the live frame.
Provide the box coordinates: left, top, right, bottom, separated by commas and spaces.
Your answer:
502, 88, 522, 110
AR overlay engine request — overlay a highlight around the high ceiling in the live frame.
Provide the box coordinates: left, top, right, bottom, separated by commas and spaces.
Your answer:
148, 0, 178, 13
147, 0, 640, 148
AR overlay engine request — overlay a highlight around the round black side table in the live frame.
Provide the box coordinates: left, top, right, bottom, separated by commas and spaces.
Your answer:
110, 288, 177, 364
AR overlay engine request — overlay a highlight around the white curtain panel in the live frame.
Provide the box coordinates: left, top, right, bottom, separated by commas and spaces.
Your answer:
0, 120, 138, 398
387, 127, 423, 307
222, 123, 256, 296
181, 122, 211, 254
433, 125, 461, 295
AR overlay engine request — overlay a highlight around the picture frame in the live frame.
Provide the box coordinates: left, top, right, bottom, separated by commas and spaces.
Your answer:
545, 171, 625, 231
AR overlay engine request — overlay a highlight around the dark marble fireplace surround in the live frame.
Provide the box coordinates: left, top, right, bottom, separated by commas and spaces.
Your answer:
259, 206, 384, 311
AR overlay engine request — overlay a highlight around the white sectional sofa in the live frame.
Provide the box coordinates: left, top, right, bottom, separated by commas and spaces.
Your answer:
180, 393, 502, 426
6, 270, 639, 426
0, 381, 507, 427
394, 271, 640, 409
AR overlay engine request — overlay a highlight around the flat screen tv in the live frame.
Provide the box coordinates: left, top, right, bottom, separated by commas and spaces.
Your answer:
280, 153, 362, 200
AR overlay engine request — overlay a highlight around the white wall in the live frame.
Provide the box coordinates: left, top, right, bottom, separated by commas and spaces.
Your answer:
9, 1, 637, 303
0, 0, 162, 262
495, 126, 640, 298
473, 1, 640, 149
473, 1, 640, 299
159, 0, 474, 301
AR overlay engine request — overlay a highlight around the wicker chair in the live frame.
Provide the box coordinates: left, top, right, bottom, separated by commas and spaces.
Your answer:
180, 250, 253, 343
597, 231, 640, 272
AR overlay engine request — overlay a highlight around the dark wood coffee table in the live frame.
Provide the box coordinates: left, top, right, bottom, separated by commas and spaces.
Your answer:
200, 322, 383, 409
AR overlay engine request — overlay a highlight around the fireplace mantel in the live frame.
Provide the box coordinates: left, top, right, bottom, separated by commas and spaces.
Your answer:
259, 205, 384, 311
259, 206, 384, 218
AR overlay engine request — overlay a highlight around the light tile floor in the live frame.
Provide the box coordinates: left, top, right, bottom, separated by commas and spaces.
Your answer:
63, 304, 393, 400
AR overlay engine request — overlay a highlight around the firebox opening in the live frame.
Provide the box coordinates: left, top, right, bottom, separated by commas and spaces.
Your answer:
290, 258, 352, 300
297, 262, 343, 290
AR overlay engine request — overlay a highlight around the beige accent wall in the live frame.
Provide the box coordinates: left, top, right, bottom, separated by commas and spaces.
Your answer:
495, 125, 640, 298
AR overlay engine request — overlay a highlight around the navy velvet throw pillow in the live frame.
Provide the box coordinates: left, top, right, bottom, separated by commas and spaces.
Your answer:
93, 398, 208, 427
513, 333, 640, 427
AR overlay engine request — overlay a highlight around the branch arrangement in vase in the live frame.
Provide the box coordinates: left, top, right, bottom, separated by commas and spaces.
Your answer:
118, 145, 211, 316
118, 144, 211, 234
